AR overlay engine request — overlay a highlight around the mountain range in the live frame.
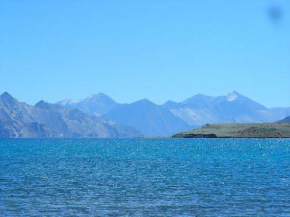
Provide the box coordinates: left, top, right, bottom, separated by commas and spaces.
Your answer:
58, 94, 191, 137
0, 91, 289, 138
163, 91, 290, 126
59, 91, 290, 137
0, 92, 140, 138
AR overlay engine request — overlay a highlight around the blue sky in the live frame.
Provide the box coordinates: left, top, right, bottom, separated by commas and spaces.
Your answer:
0, 0, 289, 107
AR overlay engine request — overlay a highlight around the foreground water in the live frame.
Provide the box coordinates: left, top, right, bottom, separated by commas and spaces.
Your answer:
1, 139, 290, 216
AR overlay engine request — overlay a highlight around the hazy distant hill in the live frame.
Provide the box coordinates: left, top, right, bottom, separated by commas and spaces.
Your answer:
104, 99, 191, 137
59, 94, 192, 137
277, 116, 290, 123
58, 93, 118, 116
58, 91, 290, 137
0, 92, 140, 138
270, 108, 290, 122
163, 91, 290, 126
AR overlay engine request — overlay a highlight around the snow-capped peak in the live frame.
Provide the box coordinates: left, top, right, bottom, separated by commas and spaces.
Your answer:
226, 91, 240, 102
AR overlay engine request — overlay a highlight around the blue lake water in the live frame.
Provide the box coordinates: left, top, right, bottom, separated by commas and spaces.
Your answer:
1, 139, 290, 216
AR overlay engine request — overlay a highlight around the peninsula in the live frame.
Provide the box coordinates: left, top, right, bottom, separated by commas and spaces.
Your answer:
173, 123, 290, 138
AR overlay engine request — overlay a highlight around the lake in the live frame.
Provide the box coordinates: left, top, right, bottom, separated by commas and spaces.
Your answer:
1, 139, 290, 216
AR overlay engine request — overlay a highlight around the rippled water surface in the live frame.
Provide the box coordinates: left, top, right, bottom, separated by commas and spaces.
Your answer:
1, 139, 290, 216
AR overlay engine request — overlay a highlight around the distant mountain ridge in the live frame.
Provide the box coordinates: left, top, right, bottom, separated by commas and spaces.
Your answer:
163, 91, 273, 126
58, 93, 191, 137
1, 91, 288, 138
0, 92, 141, 138
278, 116, 290, 123
60, 96, 192, 137
58, 93, 118, 116
58, 91, 290, 137
104, 99, 191, 137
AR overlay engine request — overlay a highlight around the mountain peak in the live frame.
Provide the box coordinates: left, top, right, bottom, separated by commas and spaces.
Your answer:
90, 93, 110, 99
0, 92, 17, 105
85, 93, 115, 103
183, 94, 213, 105
226, 91, 241, 102
134, 98, 155, 106
93, 92, 109, 97
195, 93, 210, 97
1, 91, 14, 99
58, 93, 119, 116
35, 100, 53, 109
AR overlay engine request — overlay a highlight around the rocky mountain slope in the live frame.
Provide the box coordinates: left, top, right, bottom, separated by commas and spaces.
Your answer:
0, 92, 140, 138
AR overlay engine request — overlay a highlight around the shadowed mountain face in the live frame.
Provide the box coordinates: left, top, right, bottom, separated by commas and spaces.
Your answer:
104, 99, 191, 137
0, 92, 41, 137
0, 92, 141, 138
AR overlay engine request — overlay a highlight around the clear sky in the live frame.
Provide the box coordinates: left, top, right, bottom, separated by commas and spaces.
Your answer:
0, 0, 289, 107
